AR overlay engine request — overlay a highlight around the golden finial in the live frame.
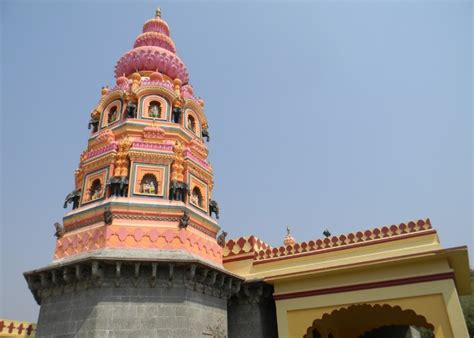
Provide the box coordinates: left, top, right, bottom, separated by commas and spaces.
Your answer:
155, 7, 161, 18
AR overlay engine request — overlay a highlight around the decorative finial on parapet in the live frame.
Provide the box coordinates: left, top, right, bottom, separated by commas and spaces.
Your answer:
155, 7, 162, 18
284, 226, 296, 246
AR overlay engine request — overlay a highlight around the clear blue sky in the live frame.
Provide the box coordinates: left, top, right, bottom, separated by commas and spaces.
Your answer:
1, 1, 472, 322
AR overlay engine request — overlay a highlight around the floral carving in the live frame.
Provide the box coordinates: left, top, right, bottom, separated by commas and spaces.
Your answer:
188, 139, 208, 159
171, 141, 185, 182
114, 137, 132, 177
143, 124, 166, 139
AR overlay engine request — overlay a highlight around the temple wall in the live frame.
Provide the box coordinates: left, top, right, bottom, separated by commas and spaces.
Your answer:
227, 283, 278, 338
34, 267, 228, 338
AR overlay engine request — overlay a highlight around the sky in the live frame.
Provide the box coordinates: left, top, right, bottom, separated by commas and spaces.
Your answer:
1, 0, 472, 322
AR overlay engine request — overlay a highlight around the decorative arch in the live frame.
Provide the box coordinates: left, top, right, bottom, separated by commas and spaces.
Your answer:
303, 304, 434, 338
140, 173, 159, 195
139, 94, 170, 120
91, 89, 124, 115
185, 109, 200, 136
100, 99, 123, 128
135, 86, 176, 110
183, 99, 207, 127
190, 186, 203, 208
88, 179, 103, 201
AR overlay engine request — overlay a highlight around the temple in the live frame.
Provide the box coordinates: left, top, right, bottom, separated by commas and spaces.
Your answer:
24, 8, 471, 338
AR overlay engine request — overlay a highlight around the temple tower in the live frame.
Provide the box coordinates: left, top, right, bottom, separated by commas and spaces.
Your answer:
25, 9, 241, 338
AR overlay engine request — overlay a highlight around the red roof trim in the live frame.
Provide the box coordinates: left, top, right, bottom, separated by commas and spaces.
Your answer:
273, 271, 455, 300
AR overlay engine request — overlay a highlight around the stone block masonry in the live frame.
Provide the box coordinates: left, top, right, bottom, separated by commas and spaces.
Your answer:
25, 259, 242, 338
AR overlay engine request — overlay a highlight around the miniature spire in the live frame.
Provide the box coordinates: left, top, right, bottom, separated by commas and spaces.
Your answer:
155, 7, 161, 18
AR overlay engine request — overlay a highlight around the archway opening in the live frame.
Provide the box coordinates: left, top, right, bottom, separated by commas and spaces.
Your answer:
148, 101, 162, 118
191, 186, 203, 207
108, 106, 118, 124
89, 179, 102, 201
303, 304, 435, 338
140, 173, 159, 195
187, 115, 196, 133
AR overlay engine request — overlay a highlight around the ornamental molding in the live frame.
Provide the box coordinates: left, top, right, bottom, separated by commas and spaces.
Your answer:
25, 260, 242, 305
185, 151, 210, 170
187, 138, 209, 160
186, 161, 213, 183
224, 236, 272, 259
64, 216, 104, 232
132, 141, 174, 152
81, 153, 116, 173
135, 81, 176, 101
88, 128, 116, 151
64, 213, 216, 237
54, 225, 222, 263
223, 219, 435, 263
142, 124, 166, 140
90, 89, 124, 117
183, 99, 207, 125
83, 143, 118, 163
229, 282, 274, 305
129, 150, 174, 165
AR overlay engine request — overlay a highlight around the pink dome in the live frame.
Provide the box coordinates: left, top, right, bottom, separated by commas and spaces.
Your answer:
114, 10, 188, 83
134, 31, 176, 53
143, 18, 170, 36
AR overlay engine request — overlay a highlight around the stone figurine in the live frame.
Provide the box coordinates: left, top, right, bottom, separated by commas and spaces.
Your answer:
209, 200, 219, 219
217, 231, 227, 248
88, 118, 99, 133
202, 127, 210, 142
171, 106, 181, 123
148, 102, 161, 118
169, 181, 188, 202
190, 189, 201, 206
126, 101, 137, 118
179, 212, 190, 229
54, 222, 65, 239
108, 107, 118, 123
104, 207, 113, 225
63, 190, 81, 209
107, 176, 129, 197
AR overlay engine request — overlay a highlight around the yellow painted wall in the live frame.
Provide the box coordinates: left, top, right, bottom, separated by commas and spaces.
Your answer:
223, 231, 471, 338
276, 279, 468, 338
226, 233, 442, 281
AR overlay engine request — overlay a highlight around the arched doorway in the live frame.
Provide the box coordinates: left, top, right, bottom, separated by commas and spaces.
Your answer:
303, 304, 434, 338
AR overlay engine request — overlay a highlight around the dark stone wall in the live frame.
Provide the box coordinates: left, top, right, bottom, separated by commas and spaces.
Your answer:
33, 264, 231, 338
228, 282, 278, 338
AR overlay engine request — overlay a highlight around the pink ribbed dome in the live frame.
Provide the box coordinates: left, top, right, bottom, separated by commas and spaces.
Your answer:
114, 9, 189, 83
133, 31, 176, 53
143, 17, 170, 36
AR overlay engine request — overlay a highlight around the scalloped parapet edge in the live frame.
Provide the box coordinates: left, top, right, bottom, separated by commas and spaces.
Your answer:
224, 218, 434, 262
